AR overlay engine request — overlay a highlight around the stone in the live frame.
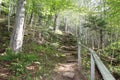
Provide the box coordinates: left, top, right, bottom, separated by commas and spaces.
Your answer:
62, 72, 75, 78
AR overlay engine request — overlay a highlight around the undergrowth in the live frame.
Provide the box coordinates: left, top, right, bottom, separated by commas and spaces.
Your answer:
97, 41, 120, 78
0, 48, 39, 79
0, 42, 65, 80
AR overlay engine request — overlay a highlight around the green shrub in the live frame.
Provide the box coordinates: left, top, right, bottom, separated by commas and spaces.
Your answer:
0, 48, 39, 76
97, 41, 120, 77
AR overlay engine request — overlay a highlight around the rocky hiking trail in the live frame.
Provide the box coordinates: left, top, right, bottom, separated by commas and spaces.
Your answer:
52, 45, 87, 80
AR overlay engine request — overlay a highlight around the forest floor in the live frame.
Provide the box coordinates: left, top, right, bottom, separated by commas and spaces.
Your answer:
0, 45, 87, 80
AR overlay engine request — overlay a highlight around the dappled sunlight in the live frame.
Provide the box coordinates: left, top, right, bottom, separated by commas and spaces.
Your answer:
0, 67, 10, 80
54, 63, 77, 72
0, 73, 8, 78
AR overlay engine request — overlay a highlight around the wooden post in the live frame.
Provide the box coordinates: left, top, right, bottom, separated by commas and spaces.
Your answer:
91, 54, 95, 80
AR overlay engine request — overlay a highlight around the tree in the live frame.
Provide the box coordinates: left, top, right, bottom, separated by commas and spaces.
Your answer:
83, 15, 107, 48
10, 0, 26, 53
48, 0, 73, 31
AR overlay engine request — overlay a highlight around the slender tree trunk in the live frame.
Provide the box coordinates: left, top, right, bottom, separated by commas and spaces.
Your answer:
8, 0, 11, 31
10, 0, 26, 53
64, 18, 68, 32
0, 0, 2, 14
78, 41, 81, 69
28, 11, 34, 26
92, 36, 95, 49
75, 25, 78, 37
54, 14, 57, 31
0, 0, 2, 6
54, 13, 59, 31
100, 29, 103, 49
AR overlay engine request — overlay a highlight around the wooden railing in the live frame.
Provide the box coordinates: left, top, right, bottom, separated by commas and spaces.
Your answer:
79, 43, 116, 80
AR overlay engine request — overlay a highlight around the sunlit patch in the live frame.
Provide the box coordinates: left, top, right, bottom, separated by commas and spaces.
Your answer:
54, 63, 77, 72
26, 63, 39, 71
0, 73, 7, 77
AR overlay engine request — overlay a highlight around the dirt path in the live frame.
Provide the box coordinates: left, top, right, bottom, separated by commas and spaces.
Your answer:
52, 46, 87, 80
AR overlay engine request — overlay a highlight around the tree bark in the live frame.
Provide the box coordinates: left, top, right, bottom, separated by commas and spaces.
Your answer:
0, 0, 2, 13
64, 18, 68, 32
0, 0, 2, 5
54, 13, 59, 31
8, 0, 11, 31
78, 41, 81, 69
10, 0, 26, 53
28, 11, 34, 26
99, 29, 103, 49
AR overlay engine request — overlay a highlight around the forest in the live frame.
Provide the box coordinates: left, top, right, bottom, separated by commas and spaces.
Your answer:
0, 0, 120, 80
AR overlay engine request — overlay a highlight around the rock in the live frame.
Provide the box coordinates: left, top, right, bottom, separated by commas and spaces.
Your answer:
51, 43, 59, 48
62, 72, 75, 78
55, 30, 63, 35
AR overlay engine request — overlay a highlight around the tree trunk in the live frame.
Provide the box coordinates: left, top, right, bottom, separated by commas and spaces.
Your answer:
28, 11, 34, 26
99, 29, 103, 49
0, 0, 2, 13
10, 0, 26, 53
0, 0, 2, 5
8, 0, 11, 31
54, 13, 59, 31
64, 18, 68, 32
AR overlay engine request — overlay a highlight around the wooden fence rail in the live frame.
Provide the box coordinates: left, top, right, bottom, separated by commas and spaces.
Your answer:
79, 43, 116, 80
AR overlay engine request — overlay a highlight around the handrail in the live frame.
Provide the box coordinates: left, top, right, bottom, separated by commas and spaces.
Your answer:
79, 43, 116, 80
